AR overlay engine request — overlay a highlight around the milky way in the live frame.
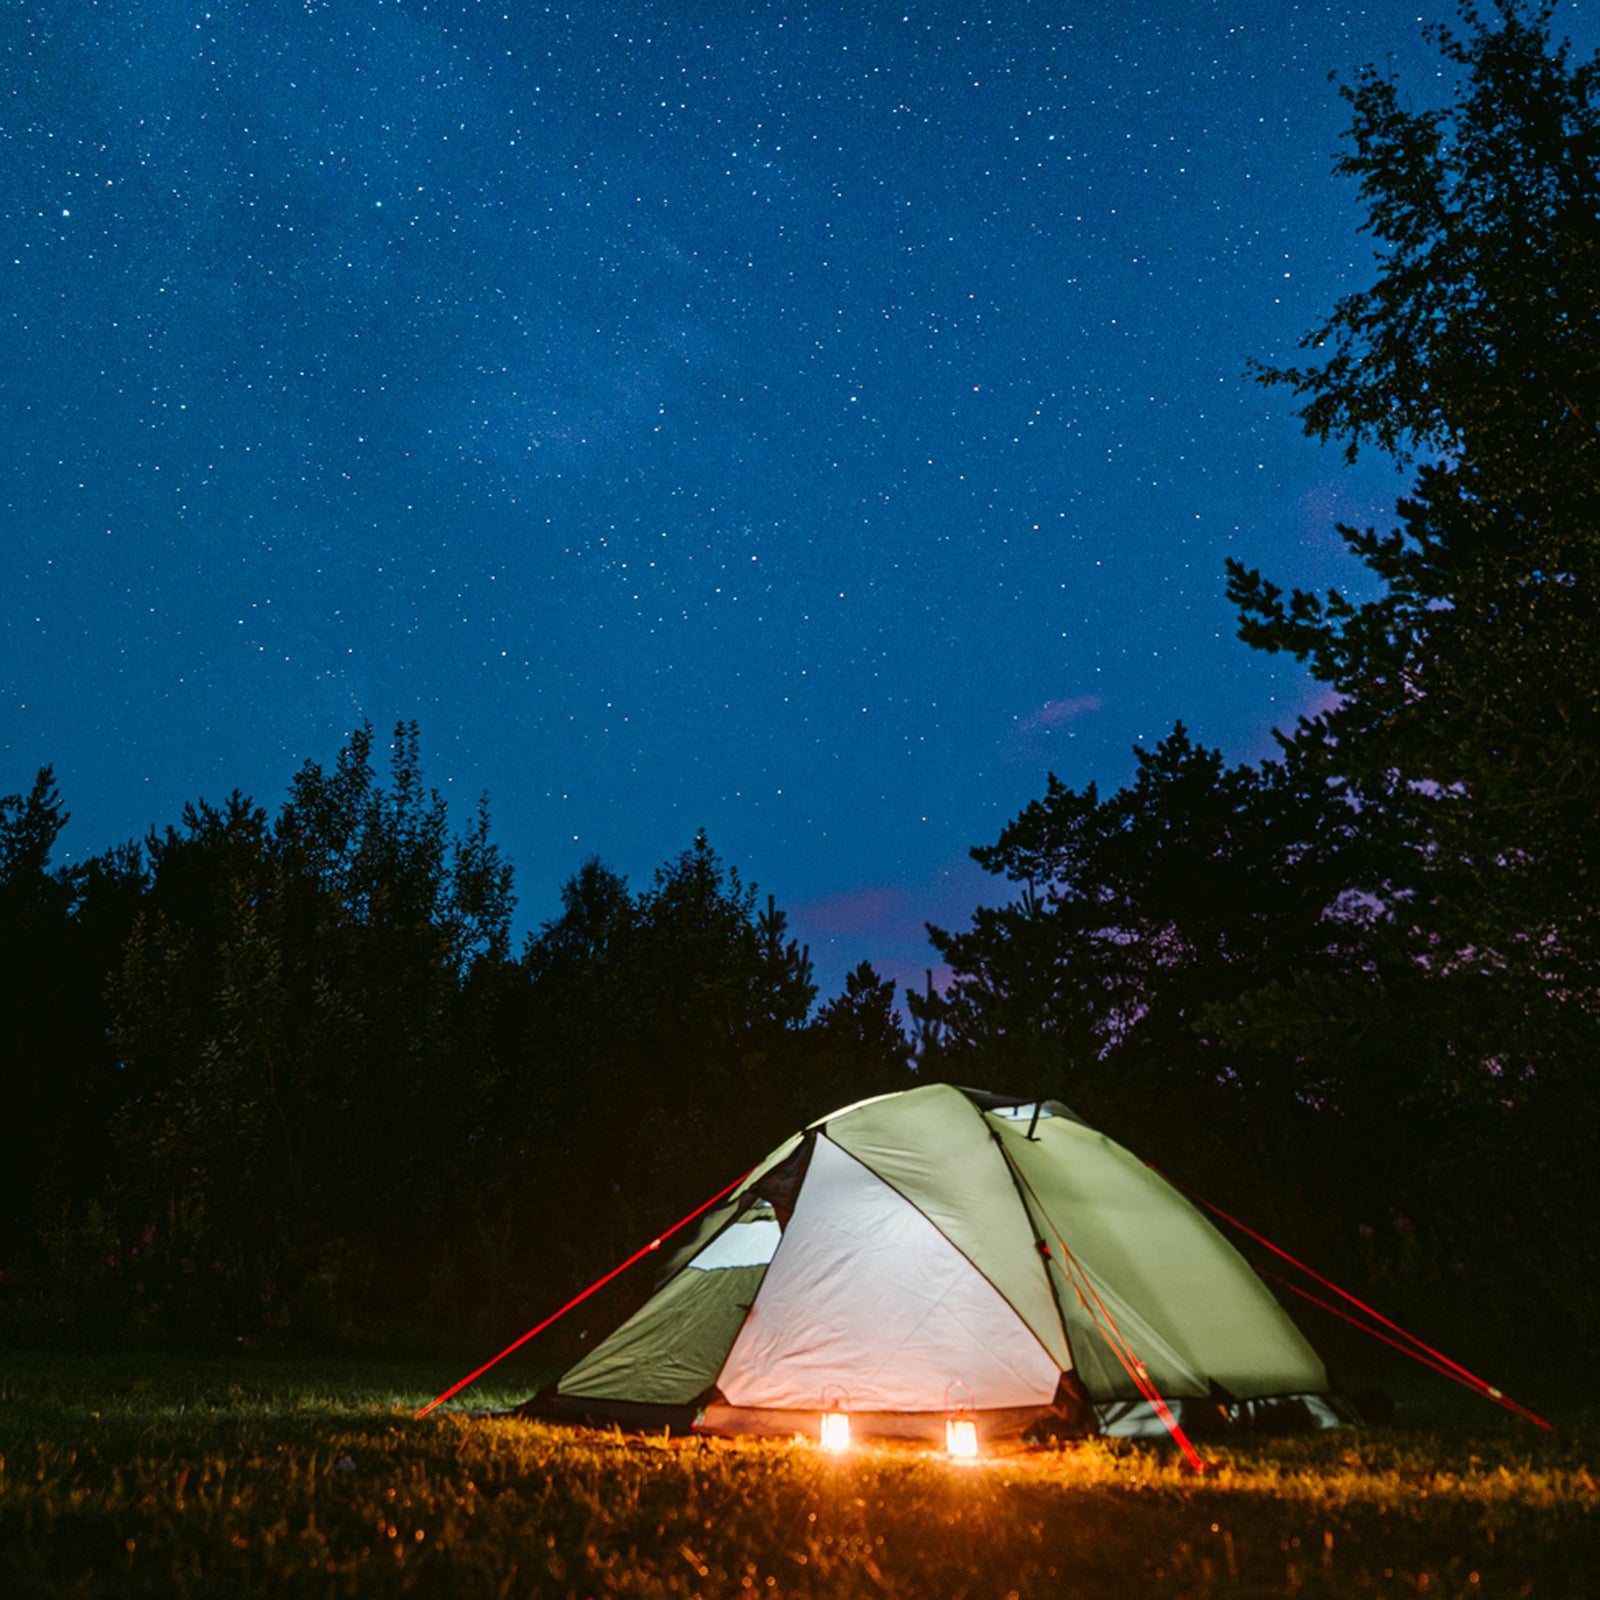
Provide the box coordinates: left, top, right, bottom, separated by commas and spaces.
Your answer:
7, 1, 1591, 995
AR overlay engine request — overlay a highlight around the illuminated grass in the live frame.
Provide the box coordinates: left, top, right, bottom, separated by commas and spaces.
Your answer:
1, 1352, 1596, 1596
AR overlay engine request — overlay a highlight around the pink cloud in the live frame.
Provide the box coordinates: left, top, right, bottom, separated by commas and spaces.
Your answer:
794, 856, 993, 948
1240, 678, 1345, 764
1017, 693, 1102, 733
874, 958, 956, 1000
1297, 682, 1343, 724
795, 885, 915, 938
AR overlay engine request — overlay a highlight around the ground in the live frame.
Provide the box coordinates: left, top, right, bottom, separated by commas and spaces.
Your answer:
1, 1350, 1596, 1597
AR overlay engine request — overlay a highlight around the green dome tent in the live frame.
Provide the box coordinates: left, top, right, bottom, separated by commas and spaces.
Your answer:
534, 1084, 1338, 1446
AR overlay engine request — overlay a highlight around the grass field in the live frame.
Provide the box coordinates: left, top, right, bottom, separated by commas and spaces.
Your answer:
1, 1348, 1596, 1598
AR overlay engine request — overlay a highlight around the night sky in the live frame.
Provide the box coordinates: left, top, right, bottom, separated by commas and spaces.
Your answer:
8, 1, 1594, 998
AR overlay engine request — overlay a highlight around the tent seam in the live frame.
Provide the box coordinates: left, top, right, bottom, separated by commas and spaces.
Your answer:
978, 1117, 1085, 1383
825, 1100, 1069, 1376
704, 1130, 816, 1402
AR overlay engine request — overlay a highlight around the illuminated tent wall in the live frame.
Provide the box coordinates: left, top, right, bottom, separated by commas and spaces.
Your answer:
538, 1084, 1335, 1443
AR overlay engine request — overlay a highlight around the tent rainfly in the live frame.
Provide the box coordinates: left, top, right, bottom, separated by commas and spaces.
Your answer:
531, 1084, 1343, 1445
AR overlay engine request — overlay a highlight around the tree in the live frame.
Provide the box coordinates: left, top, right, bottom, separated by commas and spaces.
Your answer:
1221, 0, 1600, 1330
0, 770, 76, 1257
0, 772, 147, 1273
915, 728, 1356, 1121
1228, 1, 1600, 1087
104, 724, 521, 1341
1246, 0, 1599, 469
806, 961, 915, 1110
520, 833, 818, 1252
931, 4, 1600, 1332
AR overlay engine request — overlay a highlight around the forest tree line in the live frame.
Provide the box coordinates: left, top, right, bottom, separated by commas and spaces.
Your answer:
0, 728, 914, 1347
3, 3, 1598, 1359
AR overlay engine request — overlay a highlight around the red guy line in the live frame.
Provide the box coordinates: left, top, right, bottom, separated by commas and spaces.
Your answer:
1261, 1270, 1552, 1429
1056, 1242, 1208, 1472
1003, 1143, 1206, 1471
1151, 1164, 1552, 1431
416, 1168, 753, 1419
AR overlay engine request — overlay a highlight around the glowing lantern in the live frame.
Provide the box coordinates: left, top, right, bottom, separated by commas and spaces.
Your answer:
819, 1405, 851, 1452
945, 1379, 978, 1459
945, 1416, 978, 1458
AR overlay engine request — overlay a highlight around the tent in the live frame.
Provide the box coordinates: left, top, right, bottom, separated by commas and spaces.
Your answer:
534, 1084, 1341, 1445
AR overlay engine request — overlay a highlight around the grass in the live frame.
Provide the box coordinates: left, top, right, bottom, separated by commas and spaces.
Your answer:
1, 1349, 1597, 1597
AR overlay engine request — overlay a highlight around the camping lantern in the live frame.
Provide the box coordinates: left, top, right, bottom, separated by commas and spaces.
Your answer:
945, 1416, 978, 1458
819, 1388, 852, 1452
819, 1405, 851, 1452
945, 1381, 978, 1458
